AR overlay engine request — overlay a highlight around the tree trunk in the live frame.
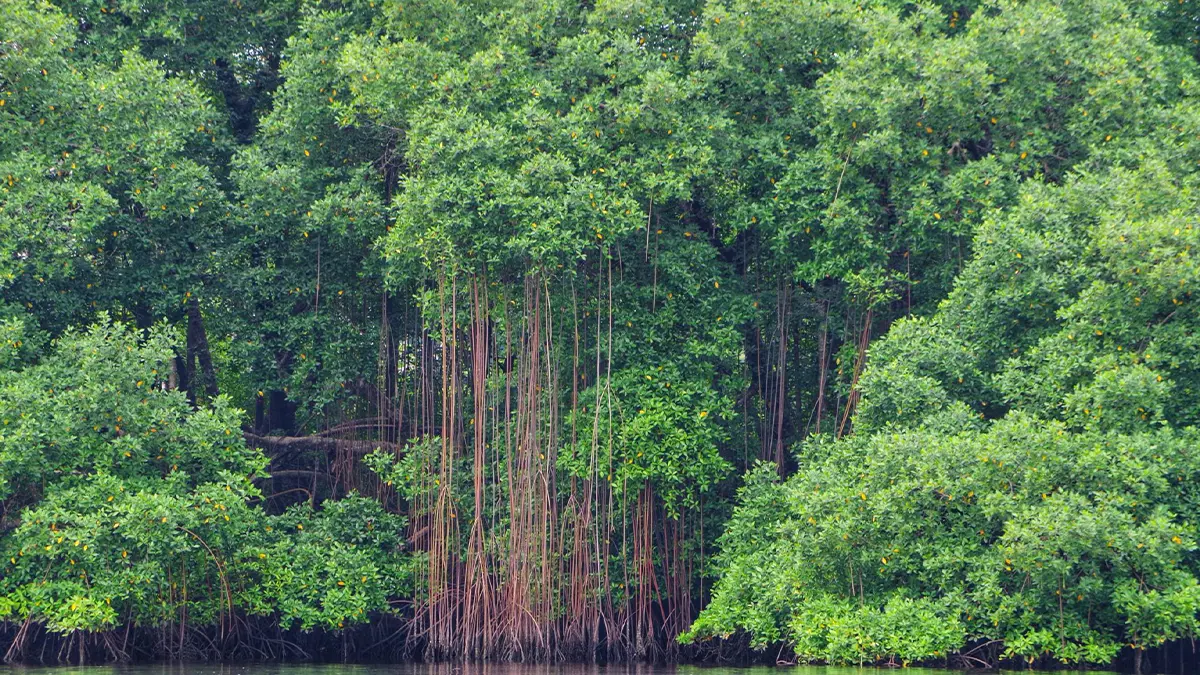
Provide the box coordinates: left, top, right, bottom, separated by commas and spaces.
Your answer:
267, 389, 295, 434
186, 298, 219, 400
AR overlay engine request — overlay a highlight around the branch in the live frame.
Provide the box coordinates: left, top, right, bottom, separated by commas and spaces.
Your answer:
243, 432, 403, 456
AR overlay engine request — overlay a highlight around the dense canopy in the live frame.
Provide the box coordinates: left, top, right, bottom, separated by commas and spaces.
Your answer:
2, 0, 1200, 670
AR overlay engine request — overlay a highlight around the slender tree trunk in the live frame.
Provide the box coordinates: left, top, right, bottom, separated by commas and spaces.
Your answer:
186, 297, 219, 400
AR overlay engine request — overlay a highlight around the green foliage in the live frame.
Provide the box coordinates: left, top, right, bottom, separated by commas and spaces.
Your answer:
5, 0, 1200, 663
786, 596, 966, 666
686, 416, 1200, 665
0, 318, 257, 505
1, 0, 232, 334
50, 0, 303, 140
853, 317, 985, 432
364, 438, 444, 503
561, 366, 733, 516
0, 321, 409, 639
687, 15, 1200, 662
241, 496, 412, 631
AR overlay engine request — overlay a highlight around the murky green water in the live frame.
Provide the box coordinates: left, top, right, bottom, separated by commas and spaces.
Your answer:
0, 662, 1121, 675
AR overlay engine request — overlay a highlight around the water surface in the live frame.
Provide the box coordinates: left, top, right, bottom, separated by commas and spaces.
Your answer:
0, 662, 1120, 675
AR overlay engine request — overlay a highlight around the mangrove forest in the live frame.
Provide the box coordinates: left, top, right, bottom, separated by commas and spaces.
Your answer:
2, 0, 1200, 671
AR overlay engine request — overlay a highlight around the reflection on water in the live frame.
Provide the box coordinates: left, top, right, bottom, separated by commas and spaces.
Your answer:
0, 662, 1120, 675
